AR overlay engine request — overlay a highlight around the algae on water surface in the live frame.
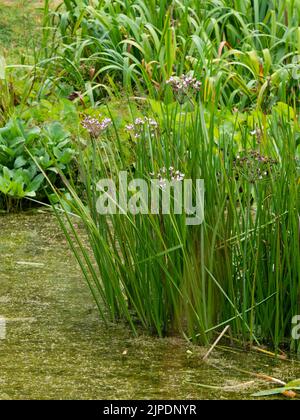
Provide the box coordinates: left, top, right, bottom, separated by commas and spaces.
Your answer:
0, 212, 299, 400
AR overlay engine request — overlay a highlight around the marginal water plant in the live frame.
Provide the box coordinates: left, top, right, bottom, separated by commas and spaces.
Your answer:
48, 96, 300, 353
44, 0, 300, 108
1, 0, 299, 359
0, 118, 75, 211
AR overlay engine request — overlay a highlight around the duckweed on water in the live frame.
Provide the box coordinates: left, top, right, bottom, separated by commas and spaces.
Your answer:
0, 212, 299, 400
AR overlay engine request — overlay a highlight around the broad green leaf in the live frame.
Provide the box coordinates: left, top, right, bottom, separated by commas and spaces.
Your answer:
28, 173, 44, 192
14, 156, 27, 169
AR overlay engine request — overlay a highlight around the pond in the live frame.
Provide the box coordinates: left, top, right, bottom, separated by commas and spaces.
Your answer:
0, 212, 299, 400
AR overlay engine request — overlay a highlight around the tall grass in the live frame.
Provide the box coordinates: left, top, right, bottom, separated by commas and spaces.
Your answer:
46, 97, 300, 352
37, 0, 300, 353
1, 1, 298, 353
43, 0, 300, 107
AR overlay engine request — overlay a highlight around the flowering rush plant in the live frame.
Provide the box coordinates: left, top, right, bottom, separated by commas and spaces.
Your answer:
125, 117, 159, 138
150, 166, 185, 189
81, 115, 112, 138
166, 73, 201, 103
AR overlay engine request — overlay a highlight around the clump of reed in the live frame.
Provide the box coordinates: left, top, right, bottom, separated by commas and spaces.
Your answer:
49, 96, 300, 353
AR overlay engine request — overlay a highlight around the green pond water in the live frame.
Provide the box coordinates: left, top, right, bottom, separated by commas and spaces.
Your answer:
0, 211, 299, 400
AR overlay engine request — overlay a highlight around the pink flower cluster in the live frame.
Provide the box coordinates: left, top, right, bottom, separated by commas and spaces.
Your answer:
166, 74, 201, 95
81, 115, 112, 138
150, 166, 185, 189
234, 150, 278, 183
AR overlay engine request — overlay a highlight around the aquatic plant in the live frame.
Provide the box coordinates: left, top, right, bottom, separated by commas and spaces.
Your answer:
44, 0, 300, 108
81, 115, 112, 138
48, 97, 300, 352
0, 0, 299, 357
125, 117, 159, 138
0, 118, 76, 211
252, 378, 300, 399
